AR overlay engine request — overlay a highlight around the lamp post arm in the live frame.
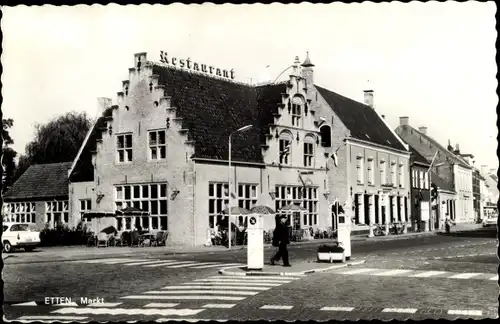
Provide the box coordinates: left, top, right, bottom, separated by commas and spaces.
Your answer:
273, 65, 294, 84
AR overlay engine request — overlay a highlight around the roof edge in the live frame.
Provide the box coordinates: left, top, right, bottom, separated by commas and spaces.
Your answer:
68, 116, 100, 179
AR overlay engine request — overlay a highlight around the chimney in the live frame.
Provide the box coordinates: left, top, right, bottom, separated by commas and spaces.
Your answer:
454, 144, 460, 155
97, 97, 112, 117
363, 89, 374, 108
381, 114, 385, 119
481, 165, 489, 175
399, 116, 409, 126
490, 168, 496, 175
418, 126, 427, 135
447, 140, 453, 151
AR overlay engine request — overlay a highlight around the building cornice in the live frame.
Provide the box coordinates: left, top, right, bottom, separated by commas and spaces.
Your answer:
192, 157, 265, 167
346, 137, 410, 158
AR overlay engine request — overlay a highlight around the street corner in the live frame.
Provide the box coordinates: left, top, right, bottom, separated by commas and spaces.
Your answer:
218, 259, 366, 277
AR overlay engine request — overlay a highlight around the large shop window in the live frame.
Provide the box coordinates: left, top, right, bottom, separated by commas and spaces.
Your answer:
3, 202, 36, 223
149, 130, 167, 160
275, 185, 318, 229
208, 182, 229, 229
237, 184, 258, 210
79, 199, 92, 221
291, 96, 303, 127
303, 137, 314, 167
115, 183, 168, 231
45, 201, 69, 226
279, 133, 292, 165
117, 133, 133, 163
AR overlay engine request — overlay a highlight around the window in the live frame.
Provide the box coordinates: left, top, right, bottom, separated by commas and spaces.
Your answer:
419, 170, 424, 189
149, 130, 167, 160
279, 132, 292, 165
291, 96, 303, 127
303, 137, 314, 167
320, 125, 331, 147
238, 184, 258, 210
380, 161, 386, 185
398, 164, 404, 188
117, 133, 133, 163
275, 185, 318, 228
390, 164, 396, 186
367, 159, 374, 184
45, 201, 69, 226
115, 183, 168, 231
356, 157, 364, 184
208, 182, 229, 229
4, 202, 36, 223
79, 199, 92, 222
424, 171, 429, 189
10, 224, 29, 231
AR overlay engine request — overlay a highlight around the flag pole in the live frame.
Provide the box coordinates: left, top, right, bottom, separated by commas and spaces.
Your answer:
427, 151, 438, 231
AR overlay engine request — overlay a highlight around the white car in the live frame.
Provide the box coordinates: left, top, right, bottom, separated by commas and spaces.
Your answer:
2, 222, 41, 253
482, 215, 498, 227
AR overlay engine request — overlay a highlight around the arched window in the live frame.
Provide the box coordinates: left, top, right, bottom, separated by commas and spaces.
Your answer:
320, 125, 332, 147
303, 135, 315, 167
279, 131, 292, 165
291, 96, 304, 127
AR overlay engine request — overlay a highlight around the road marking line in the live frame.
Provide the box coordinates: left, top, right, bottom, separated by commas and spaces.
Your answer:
163, 285, 270, 291
184, 281, 282, 287
410, 271, 447, 278
121, 295, 245, 301
144, 290, 259, 296
102, 259, 149, 264
157, 319, 228, 322
144, 303, 179, 308
260, 305, 293, 310
448, 273, 482, 279
191, 263, 243, 269
382, 308, 418, 314
320, 306, 354, 312
145, 261, 196, 268
12, 301, 38, 306
208, 275, 302, 281
447, 310, 483, 316
124, 260, 171, 266
202, 304, 236, 309
372, 269, 413, 276
194, 278, 291, 284
165, 262, 204, 268
87, 302, 122, 307
17, 316, 88, 321
339, 268, 379, 275
52, 307, 206, 316
72, 258, 127, 263
489, 275, 498, 281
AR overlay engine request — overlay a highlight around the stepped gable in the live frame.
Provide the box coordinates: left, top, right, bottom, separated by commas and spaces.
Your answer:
4, 162, 72, 201
153, 64, 285, 163
70, 107, 114, 182
315, 85, 406, 151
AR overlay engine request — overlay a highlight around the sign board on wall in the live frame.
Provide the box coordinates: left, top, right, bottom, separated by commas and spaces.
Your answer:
159, 51, 235, 80
420, 201, 430, 221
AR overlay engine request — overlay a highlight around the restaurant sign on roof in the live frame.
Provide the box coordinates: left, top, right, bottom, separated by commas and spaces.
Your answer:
159, 51, 235, 80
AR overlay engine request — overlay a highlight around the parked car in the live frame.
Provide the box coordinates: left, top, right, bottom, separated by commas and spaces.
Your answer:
2, 222, 41, 253
482, 215, 498, 227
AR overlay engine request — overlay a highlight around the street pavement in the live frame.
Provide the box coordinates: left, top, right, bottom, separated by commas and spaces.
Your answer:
3, 226, 498, 321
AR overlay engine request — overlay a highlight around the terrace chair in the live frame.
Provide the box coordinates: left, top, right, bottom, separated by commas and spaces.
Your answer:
97, 233, 109, 248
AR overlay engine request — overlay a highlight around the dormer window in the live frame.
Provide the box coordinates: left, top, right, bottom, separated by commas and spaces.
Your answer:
279, 131, 292, 165
320, 125, 332, 147
291, 96, 303, 127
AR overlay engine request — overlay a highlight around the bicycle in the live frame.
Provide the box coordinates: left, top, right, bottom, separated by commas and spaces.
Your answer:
373, 224, 387, 236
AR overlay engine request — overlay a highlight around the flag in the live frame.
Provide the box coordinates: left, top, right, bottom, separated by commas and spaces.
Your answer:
331, 151, 339, 167
428, 151, 438, 170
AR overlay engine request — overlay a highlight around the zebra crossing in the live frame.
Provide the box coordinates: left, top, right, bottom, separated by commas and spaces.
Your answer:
11, 275, 302, 322
70, 258, 244, 270
331, 267, 499, 281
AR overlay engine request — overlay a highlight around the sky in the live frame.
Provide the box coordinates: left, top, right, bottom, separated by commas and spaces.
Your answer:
1, 2, 498, 171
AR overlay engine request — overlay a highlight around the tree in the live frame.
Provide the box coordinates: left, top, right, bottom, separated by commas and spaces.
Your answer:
14, 111, 92, 182
2, 117, 18, 193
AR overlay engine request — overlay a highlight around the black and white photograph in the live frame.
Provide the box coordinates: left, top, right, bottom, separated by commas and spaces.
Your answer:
1, 2, 498, 322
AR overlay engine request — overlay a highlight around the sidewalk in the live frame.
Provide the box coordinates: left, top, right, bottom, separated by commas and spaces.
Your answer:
219, 259, 366, 277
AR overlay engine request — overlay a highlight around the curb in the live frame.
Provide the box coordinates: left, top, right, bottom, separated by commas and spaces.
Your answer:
218, 259, 366, 277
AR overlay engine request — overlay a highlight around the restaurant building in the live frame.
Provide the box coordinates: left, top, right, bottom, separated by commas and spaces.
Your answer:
5, 51, 412, 245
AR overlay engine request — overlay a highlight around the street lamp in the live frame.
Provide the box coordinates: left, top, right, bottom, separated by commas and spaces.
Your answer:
228, 124, 254, 249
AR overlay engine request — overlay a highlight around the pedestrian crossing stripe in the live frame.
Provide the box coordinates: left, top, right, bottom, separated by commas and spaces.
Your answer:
202, 304, 236, 309
88, 302, 122, 307
17, 315, 89, 321
334, 267, 497, 280
260, 305, 293, 310
183, 281, 282, 286
143, 303, 179, 308
208, 275, 302, 280
372, 269, 413, 276
51, 307, 206, 316
320, 306, 354, 312
410, 271, 447, 278
162, 285, 271, 291
447, 310, 483, 316
448, 273, 481, 279
382, 308, 418, 314
121, 295, 246, 301
69, 258, 244, 270
194, 278, 292, 284
144, 290, 259, 296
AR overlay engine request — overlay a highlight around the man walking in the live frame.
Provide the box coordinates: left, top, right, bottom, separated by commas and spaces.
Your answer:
270, 215, 291, 267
